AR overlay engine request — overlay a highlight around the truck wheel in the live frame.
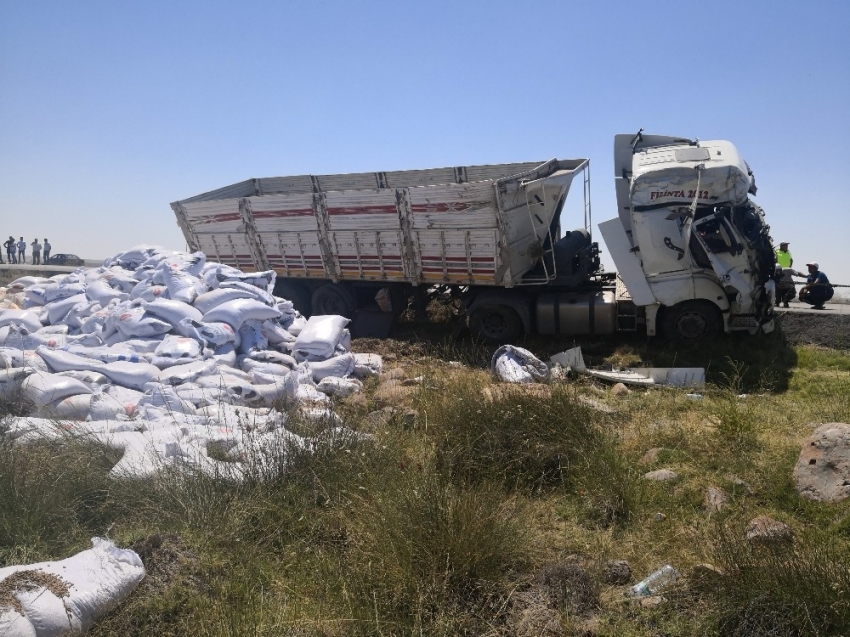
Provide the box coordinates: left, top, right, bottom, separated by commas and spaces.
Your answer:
661, 300, 722, 341
274, 282, 312, 317
469, 305, 523, 343
312, 283, 356, 318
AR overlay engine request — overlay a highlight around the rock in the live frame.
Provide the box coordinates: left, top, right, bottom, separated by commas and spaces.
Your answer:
724, 473, 755, 495
643, 469, 678, 482
689, 563, 724, 591
639, 447, 664, 465
534, 562, 598, 615
603, 560, 631, 585
705, 486, 729, 513
746, 515, 792, 543
381, 367, 407, 382
792, 422, 850, 503
372, 379, 413, 407
639, 595, 665, 608
654, 512, 667, 522
577, 395, 616, 414
610, 382, 631, 397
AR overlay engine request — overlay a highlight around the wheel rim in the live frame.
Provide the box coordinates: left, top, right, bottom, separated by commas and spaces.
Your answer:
675, 311, 709, 339
480, 310, 510, 339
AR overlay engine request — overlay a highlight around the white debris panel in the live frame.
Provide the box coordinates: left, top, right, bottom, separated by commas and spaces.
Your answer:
0, 245, 381, 479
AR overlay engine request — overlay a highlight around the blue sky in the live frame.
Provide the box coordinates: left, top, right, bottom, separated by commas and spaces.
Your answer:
1, 0, 848, 291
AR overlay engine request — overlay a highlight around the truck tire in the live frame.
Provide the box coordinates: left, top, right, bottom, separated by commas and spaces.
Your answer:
469, 305, 523, 343
661, 300, 722, 341
274, 282, 312, 317
312, 283, 356, 318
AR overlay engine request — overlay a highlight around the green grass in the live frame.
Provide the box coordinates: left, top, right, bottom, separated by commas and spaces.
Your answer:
1, 339, 849, 635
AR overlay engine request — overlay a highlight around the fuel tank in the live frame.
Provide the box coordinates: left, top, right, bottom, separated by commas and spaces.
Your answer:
535, 290, 617, 335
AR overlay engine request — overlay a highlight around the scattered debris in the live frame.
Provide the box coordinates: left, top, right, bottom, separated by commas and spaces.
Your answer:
491, 345, 549, 384
629, 564, 678, 597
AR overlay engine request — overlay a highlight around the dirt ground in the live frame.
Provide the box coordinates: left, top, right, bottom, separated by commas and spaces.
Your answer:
776, 312, 850, 350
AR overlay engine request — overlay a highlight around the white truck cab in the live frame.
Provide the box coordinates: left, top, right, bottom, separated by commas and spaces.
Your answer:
601, 131, 775, 339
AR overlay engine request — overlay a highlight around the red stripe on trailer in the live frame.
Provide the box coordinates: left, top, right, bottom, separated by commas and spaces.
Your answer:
252, 209, 314, 219
327, 205, 397, 216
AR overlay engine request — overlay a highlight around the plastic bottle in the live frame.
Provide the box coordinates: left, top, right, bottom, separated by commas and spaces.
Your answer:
629, 564, 678, 597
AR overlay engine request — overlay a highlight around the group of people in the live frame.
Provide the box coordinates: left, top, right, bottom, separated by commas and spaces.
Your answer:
2, 236, 51, 265
773, 241, 834, 310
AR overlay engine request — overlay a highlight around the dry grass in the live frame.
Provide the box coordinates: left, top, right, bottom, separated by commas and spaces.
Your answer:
1, 338, 849, 636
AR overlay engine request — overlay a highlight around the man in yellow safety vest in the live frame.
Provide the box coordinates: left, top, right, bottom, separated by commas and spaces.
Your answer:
775, 241, 793, 268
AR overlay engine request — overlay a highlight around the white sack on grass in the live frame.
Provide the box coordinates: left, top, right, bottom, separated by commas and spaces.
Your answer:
193, 288, 256, 314
21, 373, 94, 408
0, 537, 145, 637
490, 345, 549, 384
293, 315, 349, 360
0, 309, 43, 332
317, 376, 363, 398
353, 353, 383, 378
201, 299, 282, 330
307, 353, 356, 382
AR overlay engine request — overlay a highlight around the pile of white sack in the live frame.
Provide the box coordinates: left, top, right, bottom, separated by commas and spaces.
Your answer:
0, 538, 145, 636
0, 245, 383, 479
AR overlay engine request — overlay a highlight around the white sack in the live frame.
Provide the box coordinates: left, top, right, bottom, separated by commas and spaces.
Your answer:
0, 537, 145, 636
307, 353, 356, 382
193, 288, 256, 314
21, 373, 94, 408
317, 376, 363, 398
293, 315, 349, 360
102, 361, 161, 391
201, 299, 282, 330
490, 345, 549, 384
353, 353, 383, 378
0, 309, 43, 332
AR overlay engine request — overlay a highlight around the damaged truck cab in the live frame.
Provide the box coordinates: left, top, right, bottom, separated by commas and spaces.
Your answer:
602, 132, 775, 339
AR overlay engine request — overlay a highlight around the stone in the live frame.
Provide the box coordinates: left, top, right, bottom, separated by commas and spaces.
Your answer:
689, 563, 724, 591
643, 469, 678, 482
724, 473, 755, 495
610, 382, 631, 397
654, 512, 667, 522
577, 395, 616, 414
705, 486, 730, 513
639, 447, 664, 465
746, 515, 792, 543
792, 422, 850, 503
603, 560, 631, 585
639, 595, 665, 608
381, 367, 407, 382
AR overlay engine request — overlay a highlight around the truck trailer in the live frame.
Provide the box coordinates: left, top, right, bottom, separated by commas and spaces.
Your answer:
171, 131, 776, 341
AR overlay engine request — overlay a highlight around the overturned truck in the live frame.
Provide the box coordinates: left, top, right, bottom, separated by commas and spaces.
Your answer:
171, 132, 776, 341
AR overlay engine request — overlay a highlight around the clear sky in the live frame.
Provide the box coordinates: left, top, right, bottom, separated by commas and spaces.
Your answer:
1, 1, 848, 293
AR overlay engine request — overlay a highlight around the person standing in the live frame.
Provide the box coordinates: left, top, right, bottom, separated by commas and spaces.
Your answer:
775, 241, 793, 268
798, 262, 834, 310
31, 238, 42, 265
16, 237, 26, 264
4, 236, 16, 264
43, 238, 51, 262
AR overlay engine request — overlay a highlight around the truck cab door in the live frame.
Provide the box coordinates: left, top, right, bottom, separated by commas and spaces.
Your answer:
690, 212, 756, 313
